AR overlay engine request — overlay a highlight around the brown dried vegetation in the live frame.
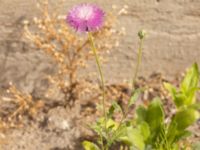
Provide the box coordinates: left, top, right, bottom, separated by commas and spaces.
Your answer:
0, 0, 125, 144
24, 0, 121, 107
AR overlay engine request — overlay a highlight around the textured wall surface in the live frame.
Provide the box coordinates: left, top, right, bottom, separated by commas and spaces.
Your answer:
0, 0, 200, 92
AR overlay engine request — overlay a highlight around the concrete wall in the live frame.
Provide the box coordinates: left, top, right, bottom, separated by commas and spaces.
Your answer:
0, 0, 200, 92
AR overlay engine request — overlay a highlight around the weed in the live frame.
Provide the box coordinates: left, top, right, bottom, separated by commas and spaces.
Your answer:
24, 0, 121, 107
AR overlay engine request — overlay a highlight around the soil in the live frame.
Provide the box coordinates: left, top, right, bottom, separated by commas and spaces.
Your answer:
0, 0, 200, 150
0, 73, 199, 150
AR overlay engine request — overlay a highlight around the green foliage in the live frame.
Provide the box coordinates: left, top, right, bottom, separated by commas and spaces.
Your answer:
120, 126, 145, 150
164, 63, 200, 148
167, 108, 199, 146
128, 89, 141, 108
133, 98, 167, 149
125, 63, 200, 150
83, 63, 200, 150
181, 63, 199, 97
145, 98, 164, 133
82, 141, 100, 150
171, 108, 198, 130
83, 88, 141, 150
107, 101, 123, 118
164, 63, 199, 108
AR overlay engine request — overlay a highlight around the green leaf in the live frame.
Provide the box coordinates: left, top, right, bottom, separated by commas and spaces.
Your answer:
107, 101, 122, 118
128, 89, 141, 107
109, 124, 127, 146
136, 106, 147, 123
188, 102, 200, 110
82, 141, 100, 150
119, 127, 145, 150
174, 130, 192, 142
181, 63, 199, 96
174, 93, 187, 107
106, 118, 118, 130
139, 121, 150, 141
145, 98, 164, 132
185, 87, 199, 106
167, 121, 178, 145
127, 127, 145, 150
163, 82, 177, 100
164, 63, 199, 108
173, 108, 199, 130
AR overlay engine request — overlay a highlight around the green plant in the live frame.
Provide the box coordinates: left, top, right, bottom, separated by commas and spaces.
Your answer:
164, 63, 199, 108
82, 90, 140, 150
164, 63, 200, 149
88, 32, 107, 150
83, 29, 146, 150
83, 63, 200, 150
118, 63, 200, 150
118, 98, 167, 150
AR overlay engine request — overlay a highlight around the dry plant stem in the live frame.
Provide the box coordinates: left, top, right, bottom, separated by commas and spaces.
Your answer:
88, 32, 107, 150
132, 38, 144, 89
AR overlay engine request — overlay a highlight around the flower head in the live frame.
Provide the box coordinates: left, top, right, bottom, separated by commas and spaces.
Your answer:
138, 29, 147, 40
67, 4, 104, 32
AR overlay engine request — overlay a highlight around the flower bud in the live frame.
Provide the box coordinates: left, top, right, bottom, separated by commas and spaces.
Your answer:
138, 29, 146, 40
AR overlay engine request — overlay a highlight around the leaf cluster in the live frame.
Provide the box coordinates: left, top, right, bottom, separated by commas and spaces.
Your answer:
83, 63, 200, 150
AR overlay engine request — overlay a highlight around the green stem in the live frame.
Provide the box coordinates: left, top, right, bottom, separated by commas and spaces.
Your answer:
100, 132, 104, 150
109, 36, 145, 145
88, 32, 107, 150
132, 38, 144, 89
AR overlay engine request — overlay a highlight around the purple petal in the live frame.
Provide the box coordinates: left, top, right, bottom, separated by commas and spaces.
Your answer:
67, 4, 105, 32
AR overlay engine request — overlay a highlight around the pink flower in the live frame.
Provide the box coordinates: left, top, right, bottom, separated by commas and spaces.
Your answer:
67, 4, 104, 32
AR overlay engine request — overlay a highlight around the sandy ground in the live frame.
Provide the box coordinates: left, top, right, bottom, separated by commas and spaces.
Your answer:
0, 0, 200, 149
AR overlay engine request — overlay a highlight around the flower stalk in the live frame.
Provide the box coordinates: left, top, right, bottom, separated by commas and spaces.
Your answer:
132, 30, 146, 89
110, 30, 146, 145
88, 32, 107, 150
